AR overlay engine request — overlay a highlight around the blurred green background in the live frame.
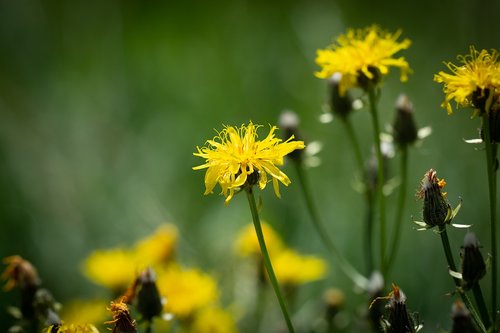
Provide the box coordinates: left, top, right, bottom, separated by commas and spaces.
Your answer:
1, 0, 499, 331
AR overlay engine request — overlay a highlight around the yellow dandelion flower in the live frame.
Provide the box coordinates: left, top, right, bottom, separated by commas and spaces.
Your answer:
60, 299, 109, 328
315, 25, 411, 94
82, 248, 138, 291
45, 323, 99, 333
190, 306, 239, 333
193, 121, 305, 205
133, 224, 178, 265
434, 46, 500, 115
156, 265, 218, 318
234, 222, 284, 257
272, 249, 327, 285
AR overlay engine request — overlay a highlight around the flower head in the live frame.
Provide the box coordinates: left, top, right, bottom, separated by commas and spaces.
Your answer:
234, 222, 284, 257
45, 323, 99, 333
193, 122, 305, 204
434, 47, 500, 115
105, 299, 137, 333
272, 249, 326, 286
133, 224, 178, 264
315, 25, 411, 94
190, 306, 239, 333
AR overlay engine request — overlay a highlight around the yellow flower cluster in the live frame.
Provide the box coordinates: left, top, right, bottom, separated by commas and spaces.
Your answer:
315, 25, 411, 94
45, 323, 99, 333
434, 46, 500, 115
193, 122, 305, 204
234, 222, 326, 286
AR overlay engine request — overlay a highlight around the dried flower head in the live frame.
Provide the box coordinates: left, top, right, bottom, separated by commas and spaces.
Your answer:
434, 46, 500, 115
2, 256, 41, 291
105, 299, 137, 333
193, 122, 305, 204
414, 169, 466, 230
315, 25, 411, 94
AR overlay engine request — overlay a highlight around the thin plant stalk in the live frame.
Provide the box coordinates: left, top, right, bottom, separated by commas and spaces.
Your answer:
341, 117, 365, 173
472, 283, 492, 329
294, 162, 369, 290
245, 187, 296, 333
482, 113, 498, 329
385, 146, 409, 275
439, 225, 486, 333
367, 86, 387, 273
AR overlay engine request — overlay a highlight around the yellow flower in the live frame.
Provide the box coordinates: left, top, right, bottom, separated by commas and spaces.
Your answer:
156, 265, 218, 318
193, 122, 305, 204
315, 25, 411, 94
82, 248, 138, 291
434, 46, 500, 115
189, 306, 239, 333
234, 222, 284, 257
60, 299, 109, 328
134, 224, 178, 264
45, 323, 99, 333
272, 249, 327, 285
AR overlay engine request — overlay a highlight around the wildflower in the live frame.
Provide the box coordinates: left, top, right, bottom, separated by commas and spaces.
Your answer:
376, 284, 422, 333
60, 299, 109, 327
83, 249, 138, 291
189, 306, 239, 333
315, 25, 411, 94
45, 323, 99, 333
133, 224, 178, 265
450, 300, 479, 333
460, 232, 486, 290
105, 299, 137, 333
156, 265, 218, 318
234, 222, 284, 257
414, 169, 467, 230
272, 249, 326, 286
391, 94, 432, 148
434, 46, 500, 115
193, 121, 305, 204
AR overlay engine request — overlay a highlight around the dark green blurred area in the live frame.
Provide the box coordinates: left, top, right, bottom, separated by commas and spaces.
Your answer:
1, 0, 499, 331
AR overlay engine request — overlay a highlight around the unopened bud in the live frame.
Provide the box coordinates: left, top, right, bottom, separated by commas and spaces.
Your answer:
106, 299, 137, 333
381, 284, 419, 333
327, 73, 353, 118
137, 268, 163, 321
323, 288, 345, 322
393, 94, 418, 147
461, 232, 486, 290
450, 300, 478, 333
418, 169, 449, 227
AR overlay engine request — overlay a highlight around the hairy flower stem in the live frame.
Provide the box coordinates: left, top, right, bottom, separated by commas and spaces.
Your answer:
385, 146, 409, 275
482, 114, 498, 330
367, 86, 387, 274
294, 162, 369, 290
473, 283, 492, 329
245, 187, 296, 333
439, 225, 487, 333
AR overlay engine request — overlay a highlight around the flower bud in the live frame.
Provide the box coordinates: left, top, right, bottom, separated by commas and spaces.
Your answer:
450, 300, 479, 333
392, 94, 418, 147
417, 169, 449, 227
136, 268, 163, 321
380, 284, 419, 333
323, 288, 345, 322
460, 232, 486, 290
279, 110, 303, 161
327, 73, 353, 118
106, 299, 137, 333
33, 288, 61, 326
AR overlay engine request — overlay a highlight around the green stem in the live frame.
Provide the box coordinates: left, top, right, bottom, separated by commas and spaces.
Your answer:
145, 320, 152, 333
367, 87, 387, 274
439, 225, 487, 333
482, 114, 498, 331
473, 283, 492, 328
245, 187, 296, 333
341, 117, 365, 173
386, 146, 409, 276
364, 198, 375, 275
294, 162, 369, 290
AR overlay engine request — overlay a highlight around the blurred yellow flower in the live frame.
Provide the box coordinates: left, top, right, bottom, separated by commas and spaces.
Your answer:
134, 224, 178, 264
193, 122, 305, 204
188, 306, 239, 333
60, 299, 109, 328
157, 265, 218, 318
272, 249, 327, 285
315, 25, 411, 95
434, 46, 500, 115
45, 323, 99, 333
234, 222, 284, 257
83, 248, 138, 291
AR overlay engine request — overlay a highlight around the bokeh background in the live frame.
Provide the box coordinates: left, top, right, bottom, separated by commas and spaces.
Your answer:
1, 0, 499, 332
